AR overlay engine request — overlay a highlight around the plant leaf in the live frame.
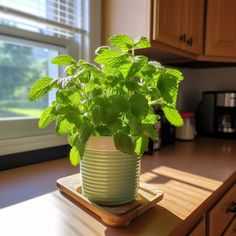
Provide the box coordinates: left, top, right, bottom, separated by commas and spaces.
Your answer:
69, 146, 82, 166
129, 116, 143, 136
39, 106, 57, 128
110, 95, 129, 112
80, 119, 93, 143
124, 80, 139, 91
95, 125, 111, 136
68, 132, 79, 146
126, 61, 145, 78
51, 55, 76, 66
162, 106, 183, 126
142, 114, 159, 124
134, 36, 151, 49
113, 132, 134, 154
95, 49, 128, 67
130, 94, 149, 118
134, 135, 149, 155
95, 46, 110, 55
108, 34, 134, 51
29, 77, 53, 101
157, 68, 183, 106
56, 117, 75, 135
142, 124, 158, 140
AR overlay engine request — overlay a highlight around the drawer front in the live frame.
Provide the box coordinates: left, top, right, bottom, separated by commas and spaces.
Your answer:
223, 217, 236, 236
189, 217, 206, 236
209, 184, 236, 236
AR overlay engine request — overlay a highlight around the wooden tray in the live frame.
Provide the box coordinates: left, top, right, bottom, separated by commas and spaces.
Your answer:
57, 174, 163, 227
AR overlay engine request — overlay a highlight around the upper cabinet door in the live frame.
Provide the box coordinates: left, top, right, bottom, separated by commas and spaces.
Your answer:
206, 0, 236, 57
153, 0, 204, 54
182, 0, 204, 54
154, 0, 183, 49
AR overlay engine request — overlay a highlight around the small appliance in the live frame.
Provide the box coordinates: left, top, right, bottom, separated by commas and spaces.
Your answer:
197, 91, 236, 138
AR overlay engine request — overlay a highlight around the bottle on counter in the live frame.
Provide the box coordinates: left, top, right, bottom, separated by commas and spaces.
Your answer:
176, 112, 196, 141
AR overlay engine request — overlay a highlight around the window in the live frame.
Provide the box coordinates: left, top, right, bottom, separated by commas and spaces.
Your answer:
0, 35, 64, 119
0, 0, 101, 155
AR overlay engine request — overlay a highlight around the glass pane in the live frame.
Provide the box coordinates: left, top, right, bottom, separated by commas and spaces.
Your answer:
0, 0, 80, 39
0, 37, 61, 119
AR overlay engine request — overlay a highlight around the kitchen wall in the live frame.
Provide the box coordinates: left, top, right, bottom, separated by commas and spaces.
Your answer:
177, 67, 236, 112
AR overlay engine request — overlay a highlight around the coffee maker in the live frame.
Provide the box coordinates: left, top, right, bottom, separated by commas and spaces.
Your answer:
197, 91, 236, 138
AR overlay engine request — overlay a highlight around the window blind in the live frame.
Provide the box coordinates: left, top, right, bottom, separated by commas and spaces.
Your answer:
0, 0, 86, 39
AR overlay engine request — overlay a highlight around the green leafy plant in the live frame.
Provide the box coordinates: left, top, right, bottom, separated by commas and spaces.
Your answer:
29, 35, 183, 166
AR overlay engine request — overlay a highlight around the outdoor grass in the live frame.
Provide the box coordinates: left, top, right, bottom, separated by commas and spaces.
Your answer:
0, 107, 42, 118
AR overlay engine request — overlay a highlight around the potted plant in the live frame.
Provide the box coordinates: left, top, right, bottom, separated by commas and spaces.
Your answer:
29, 34, 183, 205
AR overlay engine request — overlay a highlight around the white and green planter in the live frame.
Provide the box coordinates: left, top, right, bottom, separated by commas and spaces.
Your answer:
80, 136, 141, 205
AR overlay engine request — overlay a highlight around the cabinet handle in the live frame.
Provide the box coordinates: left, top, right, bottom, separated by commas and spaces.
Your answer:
227, 202, 236, 214
187, 38, 193, 46
179, 33, 186, 43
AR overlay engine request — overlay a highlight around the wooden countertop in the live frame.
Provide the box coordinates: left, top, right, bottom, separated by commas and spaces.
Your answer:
0, 138, 235, 236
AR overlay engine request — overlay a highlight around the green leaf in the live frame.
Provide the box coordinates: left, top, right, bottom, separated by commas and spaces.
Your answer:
142, 114, 159, 124
113, 132, 134, 154
65, 64, 76, 75
142, 124, 158, 140
93, 97, 119, 125
162, 106, 183, 127
39, 106, 57, 128
91, 105, 103, 125
129, 116, 143, 135
108, 34, 134, 51
29, 77, 53, 101
149, 88, 162, 101
108, 119, 123, 132
56, 117, 75, 135
124, 80, 139, 91
130, 94, 149, 118
141, 63, 156, 77
78, 69, 90, 83
68, 132, 79, 146
66, 112, 82, 129
134, 36, 151, 49
81, 62, 105, 81
134, 135, 149, 155
157, 69, 183, 106
69, 146, 82, 166
68, 91, 81, 107
110, 95, 129, 112
51, 55, 76, 66
95, 125, 111, 136
95, 49, 128, 67
92, 88, 102, 97
95, 46, 110, 55
103, 108, 119, 125
126, 61, 145, 78
80, 119, 93, 143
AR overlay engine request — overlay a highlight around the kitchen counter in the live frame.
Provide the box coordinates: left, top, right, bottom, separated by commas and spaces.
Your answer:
0, 137, 235, 236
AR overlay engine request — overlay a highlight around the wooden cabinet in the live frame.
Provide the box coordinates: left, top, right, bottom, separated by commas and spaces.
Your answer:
208, 184, 236, 236
188, 184, 236, 236
223, 217, 236, 236
102, 0, 236, 62
182, 0, 204, 54
153, 0, 182, 49
188, 217, 206, 236
153, 0, 204, 54
205, 0, 236, 57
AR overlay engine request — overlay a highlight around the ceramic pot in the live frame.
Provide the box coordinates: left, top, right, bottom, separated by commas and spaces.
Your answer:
80, 136, 141, 205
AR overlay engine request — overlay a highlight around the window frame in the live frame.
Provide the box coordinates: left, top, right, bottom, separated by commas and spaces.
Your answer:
0, 0, 101, 156
0, 27, 74, 155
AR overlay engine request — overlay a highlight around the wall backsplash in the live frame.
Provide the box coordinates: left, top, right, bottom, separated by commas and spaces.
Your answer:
177, 67, 236, 112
